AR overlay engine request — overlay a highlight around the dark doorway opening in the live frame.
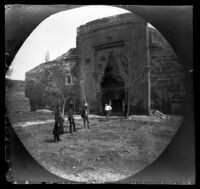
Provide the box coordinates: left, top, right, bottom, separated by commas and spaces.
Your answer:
111, 99, 123, 112
100, 61, 125, 114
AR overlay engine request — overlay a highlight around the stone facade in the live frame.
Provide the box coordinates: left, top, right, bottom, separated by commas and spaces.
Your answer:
25, 48, 80, 112
77, 13, 148, 114
25, 13, 186, 115
148, 27, 186, 114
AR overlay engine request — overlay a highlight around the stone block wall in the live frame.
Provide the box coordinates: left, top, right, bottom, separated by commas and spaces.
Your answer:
77, 13, 148, 113
6, 98, 30, 114
25, 50, 81, 113
23, 13, 188, 115
149, 29, 187, 114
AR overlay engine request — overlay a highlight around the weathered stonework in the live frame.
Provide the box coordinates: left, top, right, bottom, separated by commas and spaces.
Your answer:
25, 48, 80, 112
148, 27, 186, 114
25, 13, 187, 115
77, 13, 148, 114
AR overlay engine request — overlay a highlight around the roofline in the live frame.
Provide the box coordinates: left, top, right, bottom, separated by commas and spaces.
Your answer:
77, 13, 146, 35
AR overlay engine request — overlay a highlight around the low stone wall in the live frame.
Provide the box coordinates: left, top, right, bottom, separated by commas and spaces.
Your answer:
6, 98, 30, 114
6, 79, 30, 113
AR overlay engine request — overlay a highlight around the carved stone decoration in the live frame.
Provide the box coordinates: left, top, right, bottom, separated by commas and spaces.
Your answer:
93, 71, 98, 81
98, 63, 103, 69
100, 56, 106, 61
85, 58, 91, 64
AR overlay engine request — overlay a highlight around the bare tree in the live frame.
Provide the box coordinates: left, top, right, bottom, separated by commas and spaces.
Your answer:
79, 62, 88, 104
109, 51, 149, 117
45, 63, 73, 114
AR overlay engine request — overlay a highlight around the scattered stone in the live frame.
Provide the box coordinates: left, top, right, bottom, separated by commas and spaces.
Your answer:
127, 111, 167, 122
73, 173, 79, 177
36, 109, 53, 114
149, 110, 166, 119
96, 157, 101, 161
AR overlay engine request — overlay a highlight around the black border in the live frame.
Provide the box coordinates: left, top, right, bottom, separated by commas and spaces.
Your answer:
4, 2, 198, 185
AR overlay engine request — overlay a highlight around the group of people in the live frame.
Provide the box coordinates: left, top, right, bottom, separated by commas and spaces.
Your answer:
53, 101, 90, 142
52, 101, 113, 142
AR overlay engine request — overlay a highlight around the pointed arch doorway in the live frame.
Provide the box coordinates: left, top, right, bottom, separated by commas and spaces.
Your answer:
100, 54, 125, 115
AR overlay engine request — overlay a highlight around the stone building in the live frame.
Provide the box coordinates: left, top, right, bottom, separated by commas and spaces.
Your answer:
148, 27, 187, 114
25, 48, 80, 111
25, 13, 186, 115
77, 13, 149, 114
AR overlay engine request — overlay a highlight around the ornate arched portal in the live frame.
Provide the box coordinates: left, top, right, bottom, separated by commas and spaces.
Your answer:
100, 53, 125, 114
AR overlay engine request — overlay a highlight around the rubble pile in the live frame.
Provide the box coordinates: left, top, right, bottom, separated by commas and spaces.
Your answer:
128, 110, 167, 122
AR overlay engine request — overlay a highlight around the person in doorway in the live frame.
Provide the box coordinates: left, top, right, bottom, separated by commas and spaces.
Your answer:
81, 102, 90, 129
105, 104, 112, 118
53, 105, 62, 142
68, 102, 76, 134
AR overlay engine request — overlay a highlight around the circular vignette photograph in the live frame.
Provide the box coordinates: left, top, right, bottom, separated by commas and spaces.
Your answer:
5, 5, 190, 184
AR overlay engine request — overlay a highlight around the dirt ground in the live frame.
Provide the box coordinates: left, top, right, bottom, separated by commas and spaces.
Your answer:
8, 112, 183, 183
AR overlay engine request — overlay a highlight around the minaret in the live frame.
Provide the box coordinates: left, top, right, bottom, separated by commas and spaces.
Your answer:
45, 50, 50, 62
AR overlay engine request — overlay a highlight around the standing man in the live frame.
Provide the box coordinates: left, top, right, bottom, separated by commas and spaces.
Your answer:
81, 102, 90, 129
59, 107, 65, 134
53, 105, 62, 142
105, 104, 112, 118
59, 113, 65, 134
68, 102, 76, 134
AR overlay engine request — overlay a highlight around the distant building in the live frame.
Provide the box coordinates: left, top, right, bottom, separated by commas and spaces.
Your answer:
25, 48, 79, 111
25, 13, 186, 115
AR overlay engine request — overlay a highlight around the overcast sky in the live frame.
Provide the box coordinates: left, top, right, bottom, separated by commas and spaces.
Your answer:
6, 5, 152, 81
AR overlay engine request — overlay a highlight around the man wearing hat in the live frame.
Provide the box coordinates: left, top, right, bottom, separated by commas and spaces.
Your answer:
68, 101, 76, 134
53, 105, 62, 142
81, 102, 90, 129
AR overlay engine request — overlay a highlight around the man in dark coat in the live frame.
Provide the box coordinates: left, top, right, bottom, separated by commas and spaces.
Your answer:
68, 103, 76, 134
81, 102, 90, 129
59, 111, 65, 134
53, 106, 62, 142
